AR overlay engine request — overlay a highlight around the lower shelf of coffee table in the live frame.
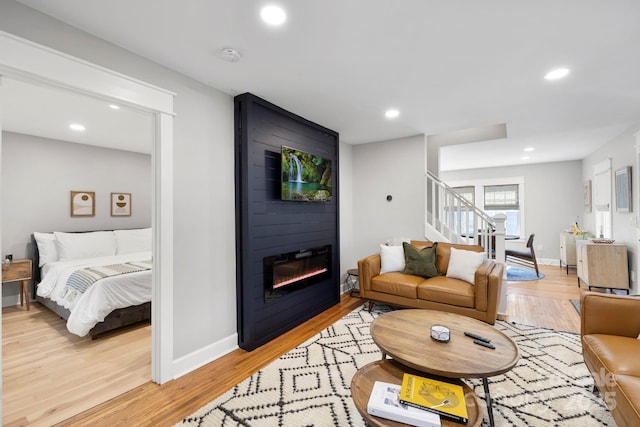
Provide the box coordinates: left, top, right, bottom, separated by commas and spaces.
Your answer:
350, 359, 483, 427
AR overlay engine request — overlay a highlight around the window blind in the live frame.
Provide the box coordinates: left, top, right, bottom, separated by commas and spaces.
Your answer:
453, 186, 474, 205
484, 184, 519, 209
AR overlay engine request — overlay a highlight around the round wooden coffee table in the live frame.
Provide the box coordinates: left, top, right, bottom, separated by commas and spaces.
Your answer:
369, 309, 520, 427
351, 359, 483, 427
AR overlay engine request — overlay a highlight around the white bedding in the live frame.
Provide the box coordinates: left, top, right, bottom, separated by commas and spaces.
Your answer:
37, 251, 152, 337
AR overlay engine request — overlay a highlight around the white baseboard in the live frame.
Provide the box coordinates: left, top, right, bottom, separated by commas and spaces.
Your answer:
538, 257, 562, 266
172, 333, 238, 380
2, 294, 32, 308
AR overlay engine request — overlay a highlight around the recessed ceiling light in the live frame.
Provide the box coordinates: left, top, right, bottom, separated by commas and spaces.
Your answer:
109, 104, 120, 110
544, 68, 570, 80
385, 109, 400, 119
69, 123, 85, 131
524, 147, 534, 152
521, 156, 530, 160
261, 5, 286, 26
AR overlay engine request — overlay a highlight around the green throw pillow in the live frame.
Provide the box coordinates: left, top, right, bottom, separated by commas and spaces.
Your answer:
402, 242, 440, 278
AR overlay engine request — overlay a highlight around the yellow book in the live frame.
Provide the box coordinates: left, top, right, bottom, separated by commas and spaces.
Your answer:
399, 372, 469, 424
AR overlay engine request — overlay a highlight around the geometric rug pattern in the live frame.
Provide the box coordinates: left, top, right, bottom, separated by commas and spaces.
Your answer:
570, 299, 581, 314
176, 304, 615, 426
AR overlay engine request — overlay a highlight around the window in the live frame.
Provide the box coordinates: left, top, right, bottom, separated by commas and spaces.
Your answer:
445, 186, 475, 236
483, 184, 521, 237
455, 186, 474, 204
445, 178, 525, 240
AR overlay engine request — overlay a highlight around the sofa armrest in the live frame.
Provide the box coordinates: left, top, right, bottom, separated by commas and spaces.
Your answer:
358, 254, 381, 294
473, 259, 503, 323
580, 291, 640, 338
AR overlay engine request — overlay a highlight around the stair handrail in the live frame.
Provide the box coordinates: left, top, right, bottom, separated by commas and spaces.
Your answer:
425, 170, 498, 256
426, 170, 495, 226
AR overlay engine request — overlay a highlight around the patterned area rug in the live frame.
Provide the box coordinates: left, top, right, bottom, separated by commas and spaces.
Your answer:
176, 304, 614, 426
570, 299, 580, 314
506, 265, 545, 281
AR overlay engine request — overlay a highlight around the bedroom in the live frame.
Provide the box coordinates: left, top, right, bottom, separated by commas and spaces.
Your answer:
1, 77, 154, 424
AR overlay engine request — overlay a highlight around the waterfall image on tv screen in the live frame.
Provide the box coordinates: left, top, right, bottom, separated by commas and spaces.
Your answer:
281, 146, 332, 201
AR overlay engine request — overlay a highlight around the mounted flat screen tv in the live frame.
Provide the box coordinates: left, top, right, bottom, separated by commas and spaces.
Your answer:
281, 146, 332, 201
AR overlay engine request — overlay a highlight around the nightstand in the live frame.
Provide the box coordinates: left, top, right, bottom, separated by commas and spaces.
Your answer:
2, 259, 33, 310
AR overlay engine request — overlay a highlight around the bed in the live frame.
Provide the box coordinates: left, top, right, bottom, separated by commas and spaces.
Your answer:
33, 228, 152, 339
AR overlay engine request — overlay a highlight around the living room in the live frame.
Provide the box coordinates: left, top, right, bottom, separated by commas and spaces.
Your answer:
1, 1, 640, 425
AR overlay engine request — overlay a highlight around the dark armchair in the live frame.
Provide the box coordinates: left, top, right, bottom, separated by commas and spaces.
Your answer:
505, 233, 539, 277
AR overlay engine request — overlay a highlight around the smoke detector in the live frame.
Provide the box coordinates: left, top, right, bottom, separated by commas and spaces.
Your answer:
220, 48, 241, 62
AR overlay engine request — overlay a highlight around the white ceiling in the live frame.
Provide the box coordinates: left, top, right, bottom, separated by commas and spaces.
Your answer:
10, 0, 640, 170
1, 78, 154, 154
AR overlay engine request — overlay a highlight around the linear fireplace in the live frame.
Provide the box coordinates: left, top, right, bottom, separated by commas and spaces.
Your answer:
264, 245, 331, 300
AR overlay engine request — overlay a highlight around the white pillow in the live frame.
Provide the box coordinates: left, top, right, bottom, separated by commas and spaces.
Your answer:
114, 228, 152, 254
384, 237, 411, 247
380, 244, 405, 274
33, 232, 58, 267
53, 231, 117, 261
446, 247, 486, 284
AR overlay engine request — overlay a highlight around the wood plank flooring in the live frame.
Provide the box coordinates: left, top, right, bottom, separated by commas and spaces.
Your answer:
2, 305, 150, 427
4, 264, 593, 426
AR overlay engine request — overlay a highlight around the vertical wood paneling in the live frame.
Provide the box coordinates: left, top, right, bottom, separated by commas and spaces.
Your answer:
235, 93, 340, 351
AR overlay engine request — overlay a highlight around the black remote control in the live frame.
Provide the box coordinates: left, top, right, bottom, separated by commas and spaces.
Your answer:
473, 339, 495, 349
464, 331, 491, 343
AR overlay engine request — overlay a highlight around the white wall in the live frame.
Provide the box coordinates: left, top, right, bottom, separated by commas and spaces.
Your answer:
582, 123, 640, 293
352, 134, 426, 260
1, 132, 151, 305
339, 142, 355, 290
0, 2, 236, 365
441, 160, 584, 262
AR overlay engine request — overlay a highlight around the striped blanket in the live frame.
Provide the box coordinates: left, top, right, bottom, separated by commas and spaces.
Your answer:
60, 260, 152, 304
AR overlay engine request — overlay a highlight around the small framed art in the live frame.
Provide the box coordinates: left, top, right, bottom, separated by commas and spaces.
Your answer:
615, 166, 632, 213
70, 191, 95, 217
111, 192, 132, 216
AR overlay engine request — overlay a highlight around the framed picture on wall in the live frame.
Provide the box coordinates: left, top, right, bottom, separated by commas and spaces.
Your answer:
70, 191, 95, 217
583, 180, 592, 212
111, 192, 132, 216
615, 166, 632, 213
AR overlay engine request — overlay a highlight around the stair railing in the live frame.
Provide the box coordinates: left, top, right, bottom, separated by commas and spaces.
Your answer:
425, 170, 504, 260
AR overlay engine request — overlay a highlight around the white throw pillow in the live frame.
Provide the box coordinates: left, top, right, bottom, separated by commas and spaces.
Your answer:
53, 231, 117, 261
33, 232, 59, 267
380, 244, 405, 274
446, 247, 486, 284
384, 237, 411, 247
114, 228, 152, 254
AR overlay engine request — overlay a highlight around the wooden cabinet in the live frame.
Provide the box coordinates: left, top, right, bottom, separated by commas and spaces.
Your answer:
559, 232, 578, 273
1, 259, 33, 310
576, 241, 629, 293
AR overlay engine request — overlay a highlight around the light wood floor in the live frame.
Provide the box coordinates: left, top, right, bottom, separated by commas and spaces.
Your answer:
4, 264, 597, 426
2, 305, 151, 427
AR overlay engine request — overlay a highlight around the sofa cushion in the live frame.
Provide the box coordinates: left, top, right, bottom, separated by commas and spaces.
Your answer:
446, 247, 486, 284
402, 242, 440, 278
380, 244, 405, 274
583, 334, 640, 376
432, 242, 484, 275
371, 272, 421, 299
416, 276, 475, 308
614, 375, 640, 426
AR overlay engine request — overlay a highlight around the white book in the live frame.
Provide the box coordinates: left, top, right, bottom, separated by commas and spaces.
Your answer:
367, 381, 441, 427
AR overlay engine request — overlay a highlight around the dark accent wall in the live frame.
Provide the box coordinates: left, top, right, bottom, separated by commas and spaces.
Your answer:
234, 93, 340, 351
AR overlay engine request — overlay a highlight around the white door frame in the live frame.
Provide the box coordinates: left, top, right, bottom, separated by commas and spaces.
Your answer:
0, 31, 175, 385
635, 131, 640, 294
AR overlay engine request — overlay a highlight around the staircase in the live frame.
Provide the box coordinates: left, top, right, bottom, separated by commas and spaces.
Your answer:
425, 170, 506, 262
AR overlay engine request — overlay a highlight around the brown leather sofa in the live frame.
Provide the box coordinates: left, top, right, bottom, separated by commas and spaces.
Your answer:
580, 291, 640, 427
357, 241, 503, 324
